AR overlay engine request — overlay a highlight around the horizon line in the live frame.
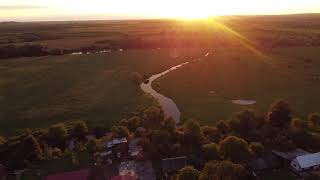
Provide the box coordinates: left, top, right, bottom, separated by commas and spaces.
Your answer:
1, 12, 320, 23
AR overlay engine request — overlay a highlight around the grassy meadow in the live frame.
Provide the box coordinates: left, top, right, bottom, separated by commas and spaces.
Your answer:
1, 14, 320, 135
153, 46, 320, 124
0, 49, 189, 136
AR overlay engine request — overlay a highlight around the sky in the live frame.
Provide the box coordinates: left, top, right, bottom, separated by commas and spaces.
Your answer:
1, 0, 320, 21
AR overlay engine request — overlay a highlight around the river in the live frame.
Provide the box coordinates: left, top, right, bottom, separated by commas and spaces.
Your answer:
140, 52, 256, 123
140, 62, 189, 123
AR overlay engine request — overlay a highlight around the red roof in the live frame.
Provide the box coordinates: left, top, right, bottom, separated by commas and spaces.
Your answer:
46, 169, 89, 180
111, 175, 137, 180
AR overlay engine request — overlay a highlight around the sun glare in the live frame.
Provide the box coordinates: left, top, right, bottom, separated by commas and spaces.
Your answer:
1, 0, 320, 20
27, 0, 220, 20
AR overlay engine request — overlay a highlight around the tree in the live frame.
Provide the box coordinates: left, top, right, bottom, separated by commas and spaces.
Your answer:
202, 143, 219, 161
93, 125, 107, 138
143, 106, 164, 129
199, 161, 249, 180
219, 136, 251, 163
250, 142, 264, 157
267, 100, 292, 128
272, 133, 295, 151
309, 112, 320, 127
176, 166, 200, 180
130, 72, 143, 85
150, 130, 173, 157
87, 139, 98, 154
182, 120, 204, 154
8, 135, 43, 169
0, 136, 6, 146
184, 120, 203, 145
288, 128, 313, 150
202, 126, 220, 143
112, 126, 130, 138
232, 110, 257, 137
48, 123, 68, 146
216, 120, 229, 134
163, 117, 176, 133
260, 124, 278, 144
291, 118, 308, 129
21, 135, 43, 161
126, 116, 141, 132
72, 121, 88, 138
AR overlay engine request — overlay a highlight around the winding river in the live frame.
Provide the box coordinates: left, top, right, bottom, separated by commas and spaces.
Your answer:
140, 52, 256, 123
140, 62, 189, 123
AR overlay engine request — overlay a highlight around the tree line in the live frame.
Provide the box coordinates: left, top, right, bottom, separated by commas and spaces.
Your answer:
0, 100, 320, 179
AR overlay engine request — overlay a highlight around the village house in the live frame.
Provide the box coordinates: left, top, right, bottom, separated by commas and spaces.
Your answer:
291, 152, 320, 172
106, 137, 128, 160
128, 138, 143, 159
107, 137, 128, 149
272, 149, 310, 167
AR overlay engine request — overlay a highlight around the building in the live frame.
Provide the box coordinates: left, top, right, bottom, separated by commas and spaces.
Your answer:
272, 149, 310, 167
105, 137, 128, 160
107, 137, 128, 148
128, 138, 143, 158
291, 152, 320, 172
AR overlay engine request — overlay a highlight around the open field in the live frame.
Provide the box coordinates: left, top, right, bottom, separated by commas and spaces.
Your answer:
154, 46, 320, 124
0, 49, 189, 136
1, 14, 320, 135
1, 14, 320, 50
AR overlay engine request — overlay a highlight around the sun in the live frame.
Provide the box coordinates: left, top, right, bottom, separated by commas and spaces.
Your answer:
174, 11, 214, 20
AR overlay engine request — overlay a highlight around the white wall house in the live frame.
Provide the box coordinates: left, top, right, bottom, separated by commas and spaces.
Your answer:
291, 152, 320, 172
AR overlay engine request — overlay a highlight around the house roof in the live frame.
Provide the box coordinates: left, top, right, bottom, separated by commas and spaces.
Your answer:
162, 156, 187, 173
107, 137, 128, 148
294, 152, 320, 169
100, 151, 112, 157
46, 169, 89, 180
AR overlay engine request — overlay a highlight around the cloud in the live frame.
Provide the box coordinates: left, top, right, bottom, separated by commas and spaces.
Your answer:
0, 5, 46, 10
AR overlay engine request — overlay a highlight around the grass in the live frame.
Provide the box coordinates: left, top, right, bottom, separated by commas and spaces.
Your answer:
0, 49, 188, 136
1, 15, 320, 133
1, 14, 319, 49
153, 46, 320, 124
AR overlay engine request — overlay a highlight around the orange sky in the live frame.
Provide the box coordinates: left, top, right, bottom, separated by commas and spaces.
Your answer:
1, 0, 320, 21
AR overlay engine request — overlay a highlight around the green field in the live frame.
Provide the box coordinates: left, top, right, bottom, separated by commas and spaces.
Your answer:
0, 49, 189, 136
1, 14, 320, 135
154, 46, 320, 124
